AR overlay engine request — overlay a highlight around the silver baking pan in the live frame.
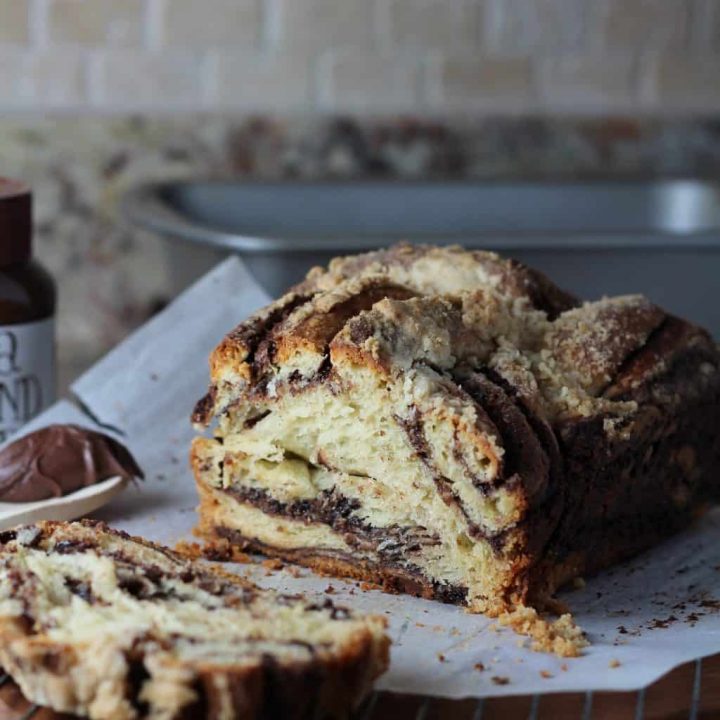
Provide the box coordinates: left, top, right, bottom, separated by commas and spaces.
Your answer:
121, 180, 720, 336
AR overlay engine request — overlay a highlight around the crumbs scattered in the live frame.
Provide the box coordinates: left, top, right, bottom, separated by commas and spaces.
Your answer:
608, 609, 630, 617
437, 653, 446, 662
324, 585, 335, 595
491, 676, 509, 686
474, 663, 485, 672
540, 670, 553, 679
609, 659, 621, 668
174, 539, 250, 564
560, 663, 568, 672
416, 622, 426, 628
498, 606, 587, 658
648, 615, 678, 630
262, 558, 284, 571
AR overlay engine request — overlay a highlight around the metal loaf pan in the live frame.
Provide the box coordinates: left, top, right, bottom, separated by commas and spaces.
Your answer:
122, 180, 720, 336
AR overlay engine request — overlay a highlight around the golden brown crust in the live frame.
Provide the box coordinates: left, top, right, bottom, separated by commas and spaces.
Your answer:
544, 295, 667, 396
192, 243, 720, 628
196, 243, 577, 426
193, 291, 315, 426
299, 243, 577, 318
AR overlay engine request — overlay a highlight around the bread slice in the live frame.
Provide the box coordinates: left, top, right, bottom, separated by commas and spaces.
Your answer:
191, 243, 720, 618
0, 520, 389, 720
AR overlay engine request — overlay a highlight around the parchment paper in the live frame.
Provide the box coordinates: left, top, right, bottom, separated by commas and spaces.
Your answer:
17, 257, 720, 699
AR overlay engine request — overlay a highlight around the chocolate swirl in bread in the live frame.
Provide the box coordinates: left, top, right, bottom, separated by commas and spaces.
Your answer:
192, 243, 720, 616
0, 520, 388, 720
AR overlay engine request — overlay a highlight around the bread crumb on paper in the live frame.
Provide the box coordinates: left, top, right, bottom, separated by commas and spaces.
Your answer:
174, 539, 250, 564
498, 606, 588, 657
262, 558, 284, 571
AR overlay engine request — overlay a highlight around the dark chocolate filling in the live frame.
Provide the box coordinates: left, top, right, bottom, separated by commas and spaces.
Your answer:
192, 292, 315, 425
0, 424, 143, 504
64, 577, 98, 604
243, 294, 315, 370
393, 406, 512, 550
223, 485, 440, 561
215, 525, 469, 606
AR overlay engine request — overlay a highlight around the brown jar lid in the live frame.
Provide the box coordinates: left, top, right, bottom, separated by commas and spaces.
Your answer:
0, 178, 32, 267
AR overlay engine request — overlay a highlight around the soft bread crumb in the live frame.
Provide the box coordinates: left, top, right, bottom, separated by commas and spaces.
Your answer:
609, 658, 621, 668
498, 606, 588, 658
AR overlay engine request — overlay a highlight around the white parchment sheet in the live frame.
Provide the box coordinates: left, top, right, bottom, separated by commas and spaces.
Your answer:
15, 257, 720, 699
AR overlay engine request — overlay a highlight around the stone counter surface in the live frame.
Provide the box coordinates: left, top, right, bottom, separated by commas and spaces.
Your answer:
2, 114, 720, 388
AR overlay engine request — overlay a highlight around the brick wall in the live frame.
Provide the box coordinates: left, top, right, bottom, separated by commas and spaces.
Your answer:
0, 0, 718, 114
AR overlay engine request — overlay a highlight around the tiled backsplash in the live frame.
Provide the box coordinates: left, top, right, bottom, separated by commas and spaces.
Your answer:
0, 0, 719, 113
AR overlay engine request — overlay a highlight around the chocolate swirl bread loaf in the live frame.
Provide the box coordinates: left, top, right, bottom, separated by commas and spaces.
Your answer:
192, 244, 720, 616
0, 521, 389, 720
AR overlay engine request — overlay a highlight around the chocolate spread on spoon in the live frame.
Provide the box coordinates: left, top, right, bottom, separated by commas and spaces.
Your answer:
0, 424, 143, 503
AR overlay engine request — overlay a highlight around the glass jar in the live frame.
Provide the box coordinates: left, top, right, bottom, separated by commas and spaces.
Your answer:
0, 178, 56, 441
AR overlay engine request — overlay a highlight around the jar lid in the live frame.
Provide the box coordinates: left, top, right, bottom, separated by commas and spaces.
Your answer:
0, 178, 32, 266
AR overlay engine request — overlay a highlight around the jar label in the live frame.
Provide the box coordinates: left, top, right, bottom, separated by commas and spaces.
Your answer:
0, 318, 55, 442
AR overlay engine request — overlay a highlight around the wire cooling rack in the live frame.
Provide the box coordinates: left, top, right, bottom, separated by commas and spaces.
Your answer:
1, 655, 716, 720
